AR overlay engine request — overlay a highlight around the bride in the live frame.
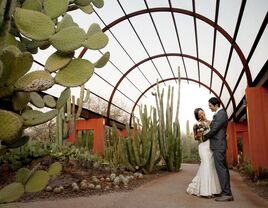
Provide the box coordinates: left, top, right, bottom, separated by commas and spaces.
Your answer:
186, 108, 221, 197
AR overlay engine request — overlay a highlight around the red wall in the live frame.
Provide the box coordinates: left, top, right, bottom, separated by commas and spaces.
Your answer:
246, 87, 268, 172
68, 118, 105, 156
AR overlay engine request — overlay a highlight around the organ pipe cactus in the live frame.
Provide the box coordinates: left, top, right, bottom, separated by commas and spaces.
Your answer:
154, 68, 182, 171
105, 106, 161, 173
0, 0, 109, 150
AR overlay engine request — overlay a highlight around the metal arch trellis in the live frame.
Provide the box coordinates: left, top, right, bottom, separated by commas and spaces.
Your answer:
129, 77, 225, 127
78, 7, 252, 123
106, 53, 236, 123
87, 7, 253, 85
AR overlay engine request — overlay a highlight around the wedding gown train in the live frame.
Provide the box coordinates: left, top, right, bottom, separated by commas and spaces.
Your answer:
186, 140, 221, 196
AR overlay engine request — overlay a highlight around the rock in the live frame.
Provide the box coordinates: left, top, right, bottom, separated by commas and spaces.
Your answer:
95, 184, 101, 190
72, 182, 78, 187
72, 185, 79, 191
110, 173, 116, 181
53, 187, 61, 193
80, 182, 88, 190
88, 183, 95, 189
45, 186, 53, 192
113, 177, 120, 185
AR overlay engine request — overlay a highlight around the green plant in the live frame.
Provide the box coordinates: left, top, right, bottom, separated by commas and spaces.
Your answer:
243, 163, 255, 180
153, 68, 182, 171
105, 69, 182, 173
0, 162, 62, 203
0, 0, 109, 151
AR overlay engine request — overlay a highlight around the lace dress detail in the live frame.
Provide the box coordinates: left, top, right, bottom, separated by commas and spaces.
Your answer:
186, 140, 221, 196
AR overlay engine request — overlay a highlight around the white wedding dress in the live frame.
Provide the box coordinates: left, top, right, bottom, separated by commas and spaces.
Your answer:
186, 139, 221, 196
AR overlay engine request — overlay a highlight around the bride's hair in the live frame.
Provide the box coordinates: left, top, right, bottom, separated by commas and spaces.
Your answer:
194, 108, 204, 121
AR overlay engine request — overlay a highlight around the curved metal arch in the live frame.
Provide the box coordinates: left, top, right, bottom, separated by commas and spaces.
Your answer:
79, 7, 252, 85
106, 53, 236, 121
129, 77, 225, 126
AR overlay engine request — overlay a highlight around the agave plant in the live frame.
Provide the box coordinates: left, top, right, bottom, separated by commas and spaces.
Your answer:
0, 0, 110, 151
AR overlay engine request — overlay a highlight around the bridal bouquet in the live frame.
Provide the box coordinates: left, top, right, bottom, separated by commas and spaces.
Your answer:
196, 121, 209, 133
193, 121, 210, 142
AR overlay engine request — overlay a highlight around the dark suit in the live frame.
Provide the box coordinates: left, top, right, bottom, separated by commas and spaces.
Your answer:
203, 109, 232, 196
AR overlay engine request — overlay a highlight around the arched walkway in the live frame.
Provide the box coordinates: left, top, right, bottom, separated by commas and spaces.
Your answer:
15, 164, 268, 208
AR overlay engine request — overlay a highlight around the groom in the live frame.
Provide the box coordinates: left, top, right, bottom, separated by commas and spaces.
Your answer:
202, 97, 234, 201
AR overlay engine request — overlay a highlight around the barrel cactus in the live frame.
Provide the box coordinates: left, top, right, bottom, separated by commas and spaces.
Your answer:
0, 0, 110, 150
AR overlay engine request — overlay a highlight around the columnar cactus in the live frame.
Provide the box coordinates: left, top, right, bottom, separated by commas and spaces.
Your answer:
105, 68, 182, 173
0, 0, 109, 150
105, 106, 161, 173
154, 68, 182, 171
56, 84, 90, 145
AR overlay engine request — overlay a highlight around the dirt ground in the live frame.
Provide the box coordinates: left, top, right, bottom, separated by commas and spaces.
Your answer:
0, 159, 170, 203
0, 160, 267, 203
237, 170, 268, 201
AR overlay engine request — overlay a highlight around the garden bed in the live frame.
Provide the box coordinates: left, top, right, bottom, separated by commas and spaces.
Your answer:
0, 157, 170, 203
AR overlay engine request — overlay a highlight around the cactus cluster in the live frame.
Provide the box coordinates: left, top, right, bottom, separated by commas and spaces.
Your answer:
0, 162, 62, 203
154, 69, 182, 171
105, 69, 182, 172
55, 84, 90, 146
0, 0, 109, 151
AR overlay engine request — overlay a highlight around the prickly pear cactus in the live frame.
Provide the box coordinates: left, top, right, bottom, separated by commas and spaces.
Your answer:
0, 162, 63, 203
0, 182, 24, 203
0, 0, 110, 149
48, 161, 62, 177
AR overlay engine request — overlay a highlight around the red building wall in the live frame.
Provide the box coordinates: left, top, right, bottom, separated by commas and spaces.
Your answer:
246, 87, 268, 172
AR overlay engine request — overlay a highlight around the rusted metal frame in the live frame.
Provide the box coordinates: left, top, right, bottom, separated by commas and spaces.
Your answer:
79, 7, 251, 124
209, 0, 220, 92
97, 50, 144, 95
230, 59, 268, 121
97, 8, 252, 85
33, 59, 44, 66
129, 77, 225, 126
231, 97, 246, 122
168, 0, 189, 82
192, 0, 201, 86
107, 53, 235, 125
93, 72, 136, 104
94, 7, 252, 103
168, 0, 189, 84
93, 9, 152, 87
225, 11, 268, 110
116, 0, 165, 84
144, 0, 176, 80
88, 90, 131, 115
252, 59, 268, 87
219, 0, 247, 98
